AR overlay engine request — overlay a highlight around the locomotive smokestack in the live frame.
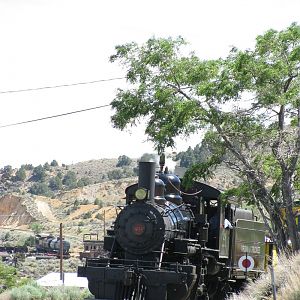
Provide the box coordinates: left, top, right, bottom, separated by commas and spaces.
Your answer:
138, 161, 156, 203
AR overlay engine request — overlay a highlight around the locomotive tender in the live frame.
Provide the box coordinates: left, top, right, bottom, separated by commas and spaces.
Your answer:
78, 159, 266, 300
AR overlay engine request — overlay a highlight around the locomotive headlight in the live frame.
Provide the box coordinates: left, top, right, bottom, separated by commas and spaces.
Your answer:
135, 188, 148, 200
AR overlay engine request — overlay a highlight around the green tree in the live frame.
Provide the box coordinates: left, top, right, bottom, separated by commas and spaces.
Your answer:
43, 162, 50, 171
62, 171, 77, 190
21, 164, 33, 171
50, 160, 59, 167
29, 182, 51, 196
116, 155, 132, 167
109, 24, 300, 252
0, 262, 18, 292
1, 165, 13, 180
13, 167, 26, 182
176, 143, 210, 167
32, 165, 46, 182
49, 176, 63, 191
30, 222, 43, 235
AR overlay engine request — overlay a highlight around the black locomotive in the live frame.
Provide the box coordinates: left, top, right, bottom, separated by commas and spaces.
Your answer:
78, 159, 266, 300
35, 234, 70, 257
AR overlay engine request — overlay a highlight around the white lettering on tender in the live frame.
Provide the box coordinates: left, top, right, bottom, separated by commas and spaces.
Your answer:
240, 245, 260, 254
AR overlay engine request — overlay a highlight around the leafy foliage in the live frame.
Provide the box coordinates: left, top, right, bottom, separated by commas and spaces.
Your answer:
48, 176, 63, 191
0, 261, 18, 292
176, 143, 210, 167
1, 165, 13, 181
116, 155, 132, 167
107, 169, 125, 180
63, 171, 77, 190
29, 223, 43, 235
32, 165, 47, 182
109, 23, 300, 252
13, 167, 26, 182
77, 177, 91, 187
29, 182, 52, 196
50, 160, 59, 167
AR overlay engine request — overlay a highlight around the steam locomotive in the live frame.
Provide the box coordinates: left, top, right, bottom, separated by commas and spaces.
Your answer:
78, 159, 266, 300
35, 234, 70, 257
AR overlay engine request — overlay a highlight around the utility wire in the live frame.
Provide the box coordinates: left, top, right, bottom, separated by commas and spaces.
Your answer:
0, 104, 111, 129
0, 77, 125, 94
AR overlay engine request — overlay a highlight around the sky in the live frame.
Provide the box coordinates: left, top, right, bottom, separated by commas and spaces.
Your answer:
0, 0, 299, 168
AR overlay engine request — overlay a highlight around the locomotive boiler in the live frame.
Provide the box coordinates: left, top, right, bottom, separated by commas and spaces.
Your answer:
78, 159, 267, 300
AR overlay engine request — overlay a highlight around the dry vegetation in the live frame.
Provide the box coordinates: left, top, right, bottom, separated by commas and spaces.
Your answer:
230, 252, 300, 300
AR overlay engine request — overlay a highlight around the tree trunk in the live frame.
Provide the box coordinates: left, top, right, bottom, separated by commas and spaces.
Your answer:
282, 172, 300, 252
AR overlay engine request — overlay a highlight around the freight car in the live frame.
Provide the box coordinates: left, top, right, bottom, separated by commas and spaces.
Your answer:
78, 158, 266, 300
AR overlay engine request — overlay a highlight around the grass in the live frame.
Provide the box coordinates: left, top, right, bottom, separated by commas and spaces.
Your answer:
4, 282, 93, 300
230, 252, 300, 300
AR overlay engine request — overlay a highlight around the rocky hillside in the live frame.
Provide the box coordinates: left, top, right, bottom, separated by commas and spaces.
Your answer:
0, 155, 239, 254
0, 157, 139, 250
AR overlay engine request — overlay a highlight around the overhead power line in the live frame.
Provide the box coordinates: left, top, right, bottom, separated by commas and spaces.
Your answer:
0, 104, 111, 129
0, 77, 125, 94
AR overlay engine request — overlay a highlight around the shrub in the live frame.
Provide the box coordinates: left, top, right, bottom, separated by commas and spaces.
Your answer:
95, 213, 103, 220
30, 223, 43, 235
77, 177, 91, 187
49, 176, 63, 191
10, 282, 45, 300
94, 198, 103, 208
0, 261, 18, 292
10, 283, 91, 300
29, 182, 52, 196
83, 212, 92, 219
107, 169, 124, 180
82, 199, 89, 205
23, 236, 36, 247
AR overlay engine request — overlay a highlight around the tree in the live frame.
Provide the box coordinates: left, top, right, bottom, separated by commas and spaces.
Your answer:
50, 160, 59, 167
32, 165, 46, 182
116, 155, 132, 167
62, 171, 77, 190
49, 176, 63, 191
43, 162, 50, 171
30, 222, 43, 235
13, 167, 26, 182
29, 182, 51, 196
109, 24, 300, 252
1, 165, 13, 181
